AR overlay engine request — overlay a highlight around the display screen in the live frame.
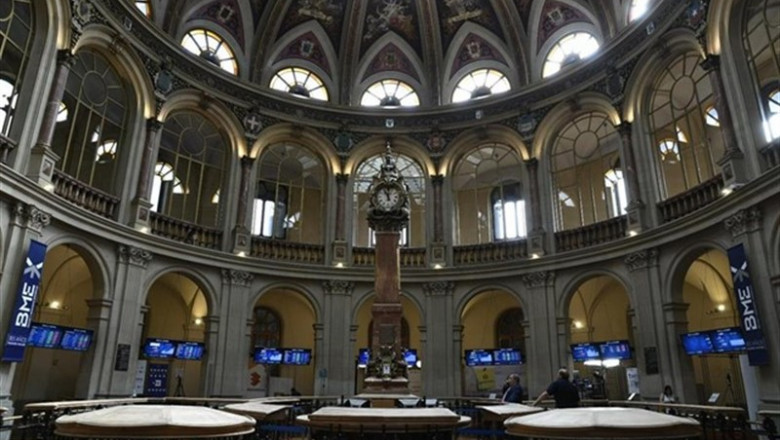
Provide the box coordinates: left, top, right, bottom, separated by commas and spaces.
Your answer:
254, 347, 283, 364
403, 349, 417, 365
175, 341, 205, 360
27, 323, 63, 349
465, 349, 493, 366
681, 332, 714, 355
710, 327, 746, 353
599, 340, 632, 360
571, 343, 601, 361
144, 338, 177, 359
493, 348, 523, 365
283, 348, 312, 365
60, 328, 93, 351
358, 348, 370, 367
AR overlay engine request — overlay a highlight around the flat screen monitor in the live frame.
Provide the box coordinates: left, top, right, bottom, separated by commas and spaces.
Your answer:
27, 323, 63, 349
283, 348, 312, 365
681, 332, 714, 355
60, 327, 93, 352
571, 343, 601, 362
710, 327, 746, 353
599, 340, 632, 360
144, 338, 177, 359
254, 347, 283, 364
403, 349, 417, 365
175, 341, 205, 360
357, 348, 370, 367
493, 348, 523, 365
465, 349, 493, 367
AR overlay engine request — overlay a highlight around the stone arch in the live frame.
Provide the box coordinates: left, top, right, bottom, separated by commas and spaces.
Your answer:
456, 283, 527, 320
663, 239, 732, 305
354, 33, 427, 105
250, 281, 322, 321
346, 135, 434, 177
441, 124, 530, 175
250, 122, 340, 175
143, 266, 219, 314
43, 235, 111, 301
557, 268, 634, 318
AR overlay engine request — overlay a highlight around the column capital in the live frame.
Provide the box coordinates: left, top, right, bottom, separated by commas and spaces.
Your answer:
624, 248, 659, 272
146, 118, 163, 132
336, 173, 350, 184
118, 245, 152, 268
724, 206, 761, 238
430, 174, 444, 185
57, 49, 77, 68
523, 157, 539, 169
221, 269, 253, 286
700, 54, 720, 72
13, 203, 51, 232
521, 271, 554, 288
240, 155, 256, 167
323, 280, 354, 295
422, 281, 454, 297
618, 121, 632, 135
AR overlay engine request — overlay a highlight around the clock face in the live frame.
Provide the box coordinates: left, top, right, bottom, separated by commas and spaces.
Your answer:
376, 186, 402, 211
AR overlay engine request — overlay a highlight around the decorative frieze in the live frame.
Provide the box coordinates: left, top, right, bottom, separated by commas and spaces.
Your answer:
624, 248, 659, 272
724, 207, 761, 238
13, 203, 51, 232
521, 271, 554, 288
323, 280, 354, 295
422, 281, 454, 297
221, 269, 253, 287
118, 245, 151, 268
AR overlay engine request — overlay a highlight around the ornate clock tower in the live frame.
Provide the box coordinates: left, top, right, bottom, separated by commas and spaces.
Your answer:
364, 141, 411, 394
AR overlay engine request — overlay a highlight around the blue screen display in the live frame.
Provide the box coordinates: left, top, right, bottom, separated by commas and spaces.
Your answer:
283, 348, 312, 365
599, 340, 632, 360
60, 328, 93, 351
710, 327, 746, 353
144, 338, 177, 358
681, 332, 714, 355
358, 348, 370, 367
403, 349, 417, 365
465, 349, 493, 366
571, 343, 601, 361
175, 341, 204, 360
27, 323, 63, 349
254, 347, 283, 364
493, 348, 523, 365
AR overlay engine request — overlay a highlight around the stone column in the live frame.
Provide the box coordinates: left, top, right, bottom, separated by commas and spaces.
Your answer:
521, 271, 558, 396
724, 207, 780, 405
0, 204, 50, 411
75, 298, 114, 399
524, 159, 546, 256
202, 315, 220, 396
451, 324, 464, 396
313, 323, 326, 396
321, 281, 355, 395
430, 175, 446, 266
232, 156, 255, 253
618, 123, 646, 233
662, 302, 697, 403
27, 50, 75, 187
700, 55, 747, 188
131, 118, 163, 229
422, 282, 455, 396
332, 173, 349, 265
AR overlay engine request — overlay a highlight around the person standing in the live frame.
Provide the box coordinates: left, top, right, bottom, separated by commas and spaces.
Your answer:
502, 374, 524, 403
659, 385, 677, 403
532, 368, 580, 408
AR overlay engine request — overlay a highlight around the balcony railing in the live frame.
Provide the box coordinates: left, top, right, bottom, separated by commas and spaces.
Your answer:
149, 212, 222, 249
250, 237, 325, 264
52, 170, 119, 220
555, 216, 627, 252
760, 138, 780, 169
453, 240, 527, 266
352, 247, 427, 267
0, 133, 16, 164
658, 175, 724, 223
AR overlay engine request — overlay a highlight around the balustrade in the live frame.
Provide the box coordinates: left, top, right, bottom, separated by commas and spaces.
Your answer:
658, 175, 725, 223
0, 133, 16, 164
249, 237, 325, 264
149, 212, 222, 249
352, 247, 427, 267
51, 170, 119, 219
453, 240, 528, 266
554, 216, 627, 252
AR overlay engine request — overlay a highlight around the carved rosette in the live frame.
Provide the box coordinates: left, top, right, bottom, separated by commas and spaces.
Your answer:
724, 207, 761, 238
624, 248, 659, 272
323, 280, 354, 295
422, 281, 454, 297
14, 203, 52, 232
521, 271, 554, 288
221, 269, 253, 287
118, 245, 152, 268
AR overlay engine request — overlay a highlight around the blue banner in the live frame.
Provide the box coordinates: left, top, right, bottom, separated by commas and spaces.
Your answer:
727, 243, 769, 366
2, 240, 48, 362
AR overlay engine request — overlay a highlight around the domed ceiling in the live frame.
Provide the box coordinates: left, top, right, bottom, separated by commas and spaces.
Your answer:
144, 0, 642, 106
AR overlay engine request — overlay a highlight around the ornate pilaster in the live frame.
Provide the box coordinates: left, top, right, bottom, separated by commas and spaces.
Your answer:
524, 159, 546, 256
431, 174, 444, 242
521, 271, 555, 288
332, 173, 349, 266
624, 248, 659, 272
220, 269, 253, 287
131, 118, 163, 229
13, 203, 51, 233
117, 245, 152, 268
723, 206, 761, 238
422, 281, 454, 297
323, 280, 354, 295
618, 123, 645, 232
233, 156, 256, 253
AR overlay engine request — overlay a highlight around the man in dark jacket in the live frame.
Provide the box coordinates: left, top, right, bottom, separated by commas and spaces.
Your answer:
532, 368, 580, 408
502, 374, 524, 403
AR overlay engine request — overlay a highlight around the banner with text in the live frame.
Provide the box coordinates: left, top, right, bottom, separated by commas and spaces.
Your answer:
727, 243, 769, 366
2, 240, 48, 362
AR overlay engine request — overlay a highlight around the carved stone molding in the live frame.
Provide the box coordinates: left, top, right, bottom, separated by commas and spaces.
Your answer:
724, 207, 761, 238
221, 269, 253, 287
14, 203, 51, 232
323, 280, 354, 295
521, 271, 554, 288
118, 245, 152, 268
422, 281, 454, 297
624, 248, 659, 272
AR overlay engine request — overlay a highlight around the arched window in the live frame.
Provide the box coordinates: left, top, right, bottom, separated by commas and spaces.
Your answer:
134, 0, 151, 18
648, 52, 720, 198
550, 112, 624, 230
0, 0, 33, 138
269, 67, 328, 101
629, 0, 651, 22
743, 0, 780, 143
452, 143, 524, 245
451, 68, 511, 103
252, 143, 325, 243
156, 111, 227, 227
353, 152, 425, 247
52, 50, 128, 195
252, 307, 281, 349
542, 32, 599, 78
181, 29, 238, 75
604, 165, 628, 217
360, 79, 419, 107
151, 162, 185, 212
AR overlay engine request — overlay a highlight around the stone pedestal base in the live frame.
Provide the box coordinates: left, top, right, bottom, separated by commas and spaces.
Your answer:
362, 377, 410, 396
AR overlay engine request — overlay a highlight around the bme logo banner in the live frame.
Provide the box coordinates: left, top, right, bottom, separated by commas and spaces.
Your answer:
727, 243, 769, 366
2, 240, 48, 362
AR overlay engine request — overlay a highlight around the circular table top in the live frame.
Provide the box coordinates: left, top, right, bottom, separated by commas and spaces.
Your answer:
55, 405, 256, 438
297, 407, 471, 432
504, 407, 701, 439
479, 403, 545, 419
223, 402, 290, 420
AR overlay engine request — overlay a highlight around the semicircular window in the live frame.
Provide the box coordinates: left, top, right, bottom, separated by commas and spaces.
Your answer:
269, 67, 328, 101
181, 29, 238, 75
0, 0, 34, 138
360, 79, 419, 107
452, 69, 511, 103
542, 32, 600, 78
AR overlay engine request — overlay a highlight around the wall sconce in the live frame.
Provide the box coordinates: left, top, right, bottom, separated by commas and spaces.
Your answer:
573, 320, 584, 329
47, 300, 61, 310
716, 304, 726, 312
193, 317, 203, 326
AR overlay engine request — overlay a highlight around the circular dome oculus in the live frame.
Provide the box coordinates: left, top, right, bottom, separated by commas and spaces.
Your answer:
452, 69, 511, 103
269, 67, 328, 101
181, 29, 238, 75
361, 79, 419, 107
